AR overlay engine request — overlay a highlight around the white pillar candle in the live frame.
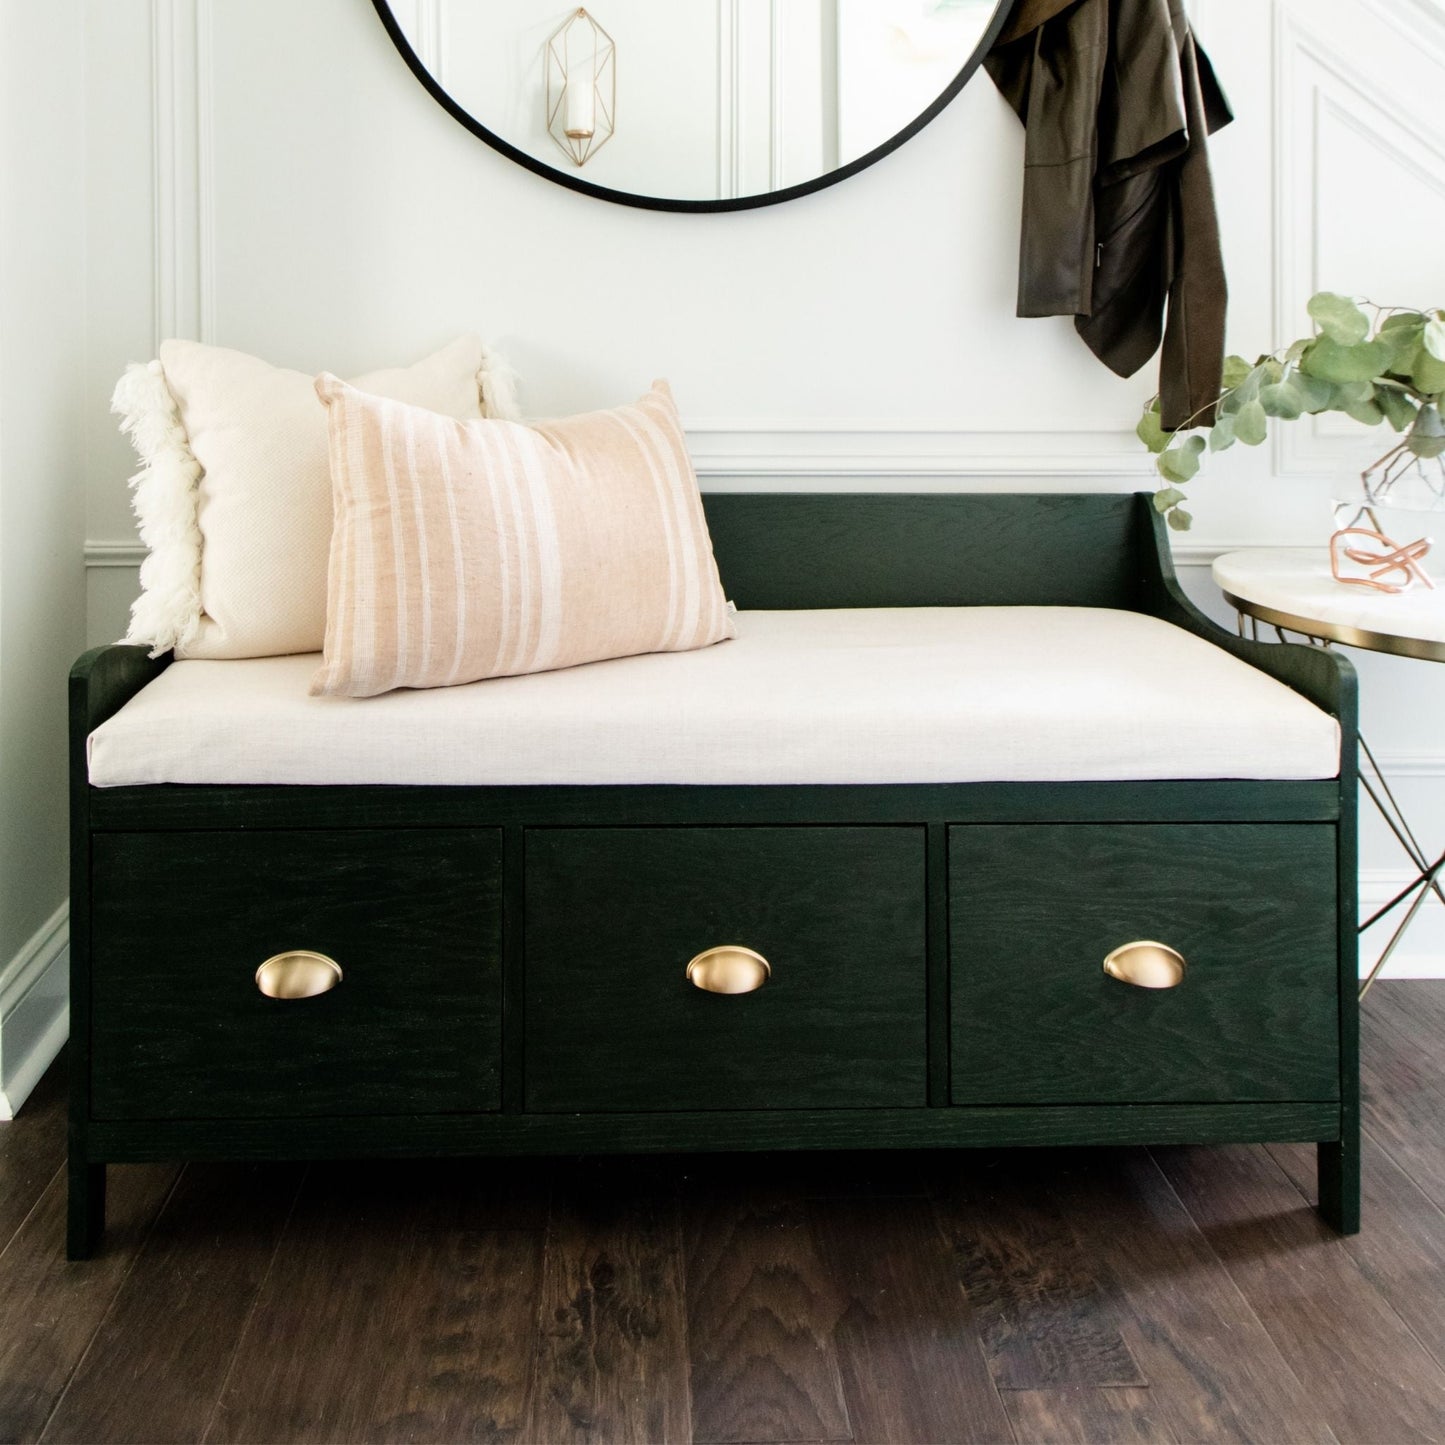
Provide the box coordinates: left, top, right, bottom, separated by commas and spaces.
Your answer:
565, 76, 595, 137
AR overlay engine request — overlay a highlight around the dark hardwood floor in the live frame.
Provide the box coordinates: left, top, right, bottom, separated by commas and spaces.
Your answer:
4, 983, 1444, 1445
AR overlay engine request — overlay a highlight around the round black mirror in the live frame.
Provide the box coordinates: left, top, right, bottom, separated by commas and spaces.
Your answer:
371, 1, 1016, 212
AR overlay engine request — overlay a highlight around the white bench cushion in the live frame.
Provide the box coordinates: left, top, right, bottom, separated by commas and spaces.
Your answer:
87, 607, 1341, 788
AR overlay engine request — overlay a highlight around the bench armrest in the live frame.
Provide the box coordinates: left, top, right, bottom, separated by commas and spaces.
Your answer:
70, 645, 172, 804
1133, 495, 1358, 740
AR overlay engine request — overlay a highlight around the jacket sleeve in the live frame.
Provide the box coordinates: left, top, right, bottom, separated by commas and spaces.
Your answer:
1071, 0, 1232, 430
985, 0, 1109, 319
1156, 29, 1230, 430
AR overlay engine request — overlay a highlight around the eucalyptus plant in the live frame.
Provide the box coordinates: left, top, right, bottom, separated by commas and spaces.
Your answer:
1138, 292, 1445, 530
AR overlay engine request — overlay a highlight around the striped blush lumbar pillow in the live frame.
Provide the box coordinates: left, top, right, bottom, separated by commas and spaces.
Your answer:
310, 375, 736, 697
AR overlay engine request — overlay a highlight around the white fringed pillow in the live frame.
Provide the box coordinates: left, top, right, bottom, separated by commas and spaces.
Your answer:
112, 335, 519, 659
310, 377, 735, 698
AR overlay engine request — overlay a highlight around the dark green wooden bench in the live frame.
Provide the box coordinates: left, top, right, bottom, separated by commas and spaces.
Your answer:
67, 492, 1359, 1258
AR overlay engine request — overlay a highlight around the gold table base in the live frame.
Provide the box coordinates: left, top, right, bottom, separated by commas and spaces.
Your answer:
1229, 600, 1445, 999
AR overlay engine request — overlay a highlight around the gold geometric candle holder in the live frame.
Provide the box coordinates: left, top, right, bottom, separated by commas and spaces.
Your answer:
545, 8, 616, 168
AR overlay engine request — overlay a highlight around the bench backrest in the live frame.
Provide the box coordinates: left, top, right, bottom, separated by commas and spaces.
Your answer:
701, 492, 1144, 610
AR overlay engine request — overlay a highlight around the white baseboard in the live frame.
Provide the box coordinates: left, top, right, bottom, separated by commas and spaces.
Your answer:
1360, 869, 1445, 980
0, 902, 70, 1120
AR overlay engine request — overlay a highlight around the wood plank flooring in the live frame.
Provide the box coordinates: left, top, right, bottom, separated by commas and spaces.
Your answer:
3, 982, 1444, 1444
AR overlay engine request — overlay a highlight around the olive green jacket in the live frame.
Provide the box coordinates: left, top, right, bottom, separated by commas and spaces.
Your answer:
986, 0, 1232, 429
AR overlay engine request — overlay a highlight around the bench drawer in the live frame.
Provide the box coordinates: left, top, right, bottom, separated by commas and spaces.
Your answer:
524, 827, 926, 1112
950, 824, 1340, 1105
90, 829, 502, 1119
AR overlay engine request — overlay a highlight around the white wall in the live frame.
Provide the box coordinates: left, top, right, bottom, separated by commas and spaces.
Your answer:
0, 0, 87, 1114
76, 0, 1445, 975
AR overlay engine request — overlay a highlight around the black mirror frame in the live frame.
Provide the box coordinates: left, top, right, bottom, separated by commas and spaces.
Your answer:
370, 0, 1018, 214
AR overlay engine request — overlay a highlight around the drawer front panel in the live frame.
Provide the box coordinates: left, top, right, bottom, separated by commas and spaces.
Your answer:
950, 824, 1340, 1105
525, 827, 926, 1112
91, 829, 502, 1119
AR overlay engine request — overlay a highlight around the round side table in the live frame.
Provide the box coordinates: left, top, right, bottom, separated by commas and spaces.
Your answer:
1213, 547, 1445, 997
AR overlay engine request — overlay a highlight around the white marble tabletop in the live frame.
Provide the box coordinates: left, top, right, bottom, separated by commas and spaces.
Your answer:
1212, 547, 1445, 659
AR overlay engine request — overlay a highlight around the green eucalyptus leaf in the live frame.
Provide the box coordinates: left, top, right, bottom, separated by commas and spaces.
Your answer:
1411, 345, 1445, 396
1158, 435, 1206, 483
1376, 384, 1420, 433
1221, 354, 1255, 389
1286, 337, 1311, 365
1136, 405, 1170, 454
1380, 321, 1424, 373
1381, 310, 1427, 331
1331, 379, 1376, 407
1409, 404, 1445, 459
1300, 336, 1394, 384
1260, 381, 1303, 420
1308, 291, 1371, 345
1289, 370, 1336, 413
1342, 395, 1385, 426
1166, 507, 1193, 532
1153, 486, 1186, 513
1234, 398, 1269, 445
1219, 363, 1269, 416
1425, 317, 1445, 362
1209, 414, 1238, 451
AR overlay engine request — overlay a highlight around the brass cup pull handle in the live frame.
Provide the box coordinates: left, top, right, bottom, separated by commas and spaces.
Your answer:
1103, 941, 1186, 990
686, 946, 771, 995
255, 950, 343, 1000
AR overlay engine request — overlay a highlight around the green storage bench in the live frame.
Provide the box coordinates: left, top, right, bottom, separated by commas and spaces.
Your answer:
66, 492, 1358, 1258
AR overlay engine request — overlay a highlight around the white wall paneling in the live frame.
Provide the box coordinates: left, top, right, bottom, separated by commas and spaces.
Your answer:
150, 0, 214, 346
0, 1, 88, 1111
76, 0, 1445, 977
1272, 0, 1445, 478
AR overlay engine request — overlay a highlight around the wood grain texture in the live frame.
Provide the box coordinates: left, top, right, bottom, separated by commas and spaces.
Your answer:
527, 1162, 690, 1445
931, 1153, 1145, 1390
1137, 492, 1361, 1235
1003, 1387, 1175, 1444
41, 1163, 302, 1444
525, 827, 926, 1112
67, 651, 171, 1260
1154, 1141, 1445, 1443
25, 982, 1445, 1445
87, 777, 1343, 834
1359, 982, 1445, 1206
84, 1101, 1342, 1164
1051, 1148, 1336, 1444
808, 1194, 1012, 1445
682, 1182, 849, 1444
0, 1163, 179, 1443
66, 493, 1357, 1252
1272, 1125, 1445, 1374
951, 824, 1340, 1104
208, 1160, 546, 1445
702, 491, 1140, 612
1137, 498, 1359, 721
90, 829, 502, 1120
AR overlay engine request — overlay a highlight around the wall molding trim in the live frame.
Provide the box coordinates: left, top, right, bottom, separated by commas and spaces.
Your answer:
150, 0, 213, 346
76, 535, 1277, 573
682, 424, 1151, 480
86, 540, 149, 569
0, 903, 70, 1121
1272, 3, 1445, 477
1360, 867, 1445, 978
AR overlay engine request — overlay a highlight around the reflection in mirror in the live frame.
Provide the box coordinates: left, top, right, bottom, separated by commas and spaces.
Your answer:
382, 1, 1005, 206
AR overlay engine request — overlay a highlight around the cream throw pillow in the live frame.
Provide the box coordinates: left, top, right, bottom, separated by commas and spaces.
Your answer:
311, 378, 735, 698
111, 335, 519, 659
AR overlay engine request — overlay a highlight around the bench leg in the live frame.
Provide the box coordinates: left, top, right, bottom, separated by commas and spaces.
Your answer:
67, 1158, 105, 1261
1317, 1134, 1360, 1235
